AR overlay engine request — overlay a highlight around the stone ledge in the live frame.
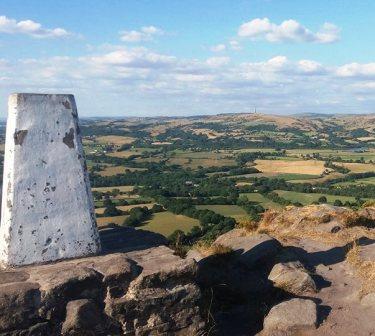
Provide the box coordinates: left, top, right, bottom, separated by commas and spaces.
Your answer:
0, 242, 203, 335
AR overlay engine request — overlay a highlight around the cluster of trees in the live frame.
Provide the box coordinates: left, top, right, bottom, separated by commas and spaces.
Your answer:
237, 195, 264, 221
101, 199, 164, 226
324, 161, 350, 174
236, 151, 285, 165
123, 206, 152, 227
159, 198, 236, 244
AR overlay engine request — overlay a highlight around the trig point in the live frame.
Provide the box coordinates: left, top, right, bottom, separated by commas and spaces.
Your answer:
0, 93, 101, 267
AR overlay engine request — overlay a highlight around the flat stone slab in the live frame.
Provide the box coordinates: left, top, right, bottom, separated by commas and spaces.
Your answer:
0, 94, 100, 267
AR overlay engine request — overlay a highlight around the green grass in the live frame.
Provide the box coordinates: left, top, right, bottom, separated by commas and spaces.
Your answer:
277, 173, 320, 181
228, 172, 320, 181
286, 149, 375, 162
333, 177, 375, 186
275, 190, 368, 205
138, 211, 200, 237
196, 205, 248, 220
240, 193, 282, 209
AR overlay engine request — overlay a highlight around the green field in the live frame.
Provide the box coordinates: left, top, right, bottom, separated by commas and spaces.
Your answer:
196, 205, 248, 220
92, 185, 135, 193
333, 177, 375, 186
275, 190, 368, 205
240, 193, 282, 209
286, 149, 375, 162
138, 211, 200, 237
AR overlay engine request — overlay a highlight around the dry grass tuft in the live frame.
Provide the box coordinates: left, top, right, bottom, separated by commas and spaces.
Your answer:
346, 242, 375, 297
362, 200, 375, 208
339, 211, 374, 228
236, 219, 259, 233
194, 242, 233, 258
256, 206, 375, 246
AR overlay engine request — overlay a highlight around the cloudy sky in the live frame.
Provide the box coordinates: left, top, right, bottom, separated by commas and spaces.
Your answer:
0, 0, 374, 117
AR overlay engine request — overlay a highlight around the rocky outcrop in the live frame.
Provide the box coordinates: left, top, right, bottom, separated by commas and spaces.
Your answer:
214, 230, 282, 269
0, 243, 203, 335
268, 261, 317, 296
187, 230, 283, 334
188, 230, 282, 294
262, 298, 317, 335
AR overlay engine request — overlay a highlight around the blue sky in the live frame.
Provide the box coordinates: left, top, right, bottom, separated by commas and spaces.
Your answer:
0, 0, 374, 117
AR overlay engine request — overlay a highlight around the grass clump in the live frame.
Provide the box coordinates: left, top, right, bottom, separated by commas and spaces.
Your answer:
237, 219, 259, 233
346, 242, 375, 297
194, 241, 233, 258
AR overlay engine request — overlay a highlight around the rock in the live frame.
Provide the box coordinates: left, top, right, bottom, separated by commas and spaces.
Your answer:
0, 282, 41, 331
0, 244, 203, 335
61, 299, 119, 336
358, 242, 375, 262
106, 246, 203, 335
76, 253, 141, 299
268, 261, 317, 295
260, 204, 350, 235
27, 263, 103, 319
185, 249, 205, 262
361, 292, 375, 307
214, 230, 281, 269
358, 207, 375, 221
262, 298, 317, 335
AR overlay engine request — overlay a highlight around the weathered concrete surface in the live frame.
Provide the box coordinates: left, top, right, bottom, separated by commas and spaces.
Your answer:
0, 246, 204, 335
0, 93, 100, 267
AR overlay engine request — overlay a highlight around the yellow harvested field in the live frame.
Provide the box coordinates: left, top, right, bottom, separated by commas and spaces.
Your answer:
357, 137, 375, 142
109, 148, 157, 158
92, 185, 134, 193
96, 135, 135, 145
191, 128, 225, 139
96, 215, 128, 227
95, 203, 155, 215
108, 151, 136, 158
337, 162, 375, 173
98, 166, 127, 176
236, 182, 253, 187
290, 172, 345, 184
151, 141, 173, 145
254, 159, 326, 175
98, 165, 146, 176
168, 157, 235, 169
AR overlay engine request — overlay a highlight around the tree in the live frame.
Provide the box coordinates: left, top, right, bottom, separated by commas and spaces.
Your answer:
151, 204, 164, 213
103, 199, 122, 216
334, 199, 343, 206
318, 196, 327, 204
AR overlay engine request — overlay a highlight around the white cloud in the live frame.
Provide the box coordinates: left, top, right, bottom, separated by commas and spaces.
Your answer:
229, 40, 242, 51
238, 18, 340, 44
210, 44, 226, 52
0, 15, 72, 38
336, 62, 375, 78
119, 26, 164, 42
206, 56, 230, 67
1, 47, 374, 116
89, 48, 176, 68
297, 60, 325, 74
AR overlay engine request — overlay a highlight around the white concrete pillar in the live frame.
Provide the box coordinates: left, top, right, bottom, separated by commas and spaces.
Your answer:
0, 94, 101, 267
